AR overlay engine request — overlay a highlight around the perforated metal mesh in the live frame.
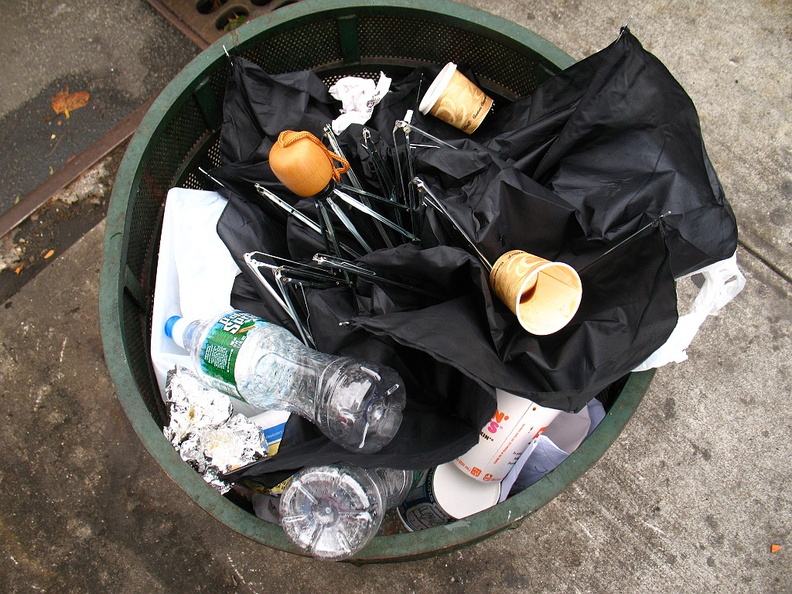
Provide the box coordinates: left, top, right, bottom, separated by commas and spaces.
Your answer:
356, 14, 547, 98
180, 138, 224, 190
113, 6, 564, 427
240, 18, 343, 73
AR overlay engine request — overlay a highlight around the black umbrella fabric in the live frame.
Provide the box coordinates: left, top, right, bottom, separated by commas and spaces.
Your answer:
211, 30, 737, 480
483, 30, 738, 278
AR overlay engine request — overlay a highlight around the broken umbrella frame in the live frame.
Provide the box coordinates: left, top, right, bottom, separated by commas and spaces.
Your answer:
236, 118, 673, 353
231, 115, 469, 348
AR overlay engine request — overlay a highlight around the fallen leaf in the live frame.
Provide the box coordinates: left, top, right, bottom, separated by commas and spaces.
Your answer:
771, 544, 783, 553
43, 249, 55, 259
51, 85, 90, 119
222, 12, 247, 32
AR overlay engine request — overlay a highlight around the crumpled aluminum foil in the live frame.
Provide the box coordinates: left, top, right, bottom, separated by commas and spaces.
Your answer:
164, 366, 267, 493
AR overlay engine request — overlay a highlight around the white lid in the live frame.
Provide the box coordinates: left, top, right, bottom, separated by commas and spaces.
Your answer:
418, 62, 457, 114
433, 461, 501, 519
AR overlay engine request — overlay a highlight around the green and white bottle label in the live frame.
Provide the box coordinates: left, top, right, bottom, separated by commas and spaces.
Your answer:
199, 311, 269, 399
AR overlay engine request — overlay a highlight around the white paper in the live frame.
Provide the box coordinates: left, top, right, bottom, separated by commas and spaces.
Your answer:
499, 398, 606, 501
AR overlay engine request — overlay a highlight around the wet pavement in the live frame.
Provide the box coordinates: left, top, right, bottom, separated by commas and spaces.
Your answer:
0, 1, 197, 237
0, 1, 790, 592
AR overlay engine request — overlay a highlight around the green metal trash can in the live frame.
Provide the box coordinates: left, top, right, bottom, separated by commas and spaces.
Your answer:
99, 0, 654, 563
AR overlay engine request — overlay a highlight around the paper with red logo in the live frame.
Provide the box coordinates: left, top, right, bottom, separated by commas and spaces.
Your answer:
454, 389, 562, 482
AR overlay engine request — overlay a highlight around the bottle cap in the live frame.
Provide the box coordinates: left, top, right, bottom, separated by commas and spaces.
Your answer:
164, 315, 182, 339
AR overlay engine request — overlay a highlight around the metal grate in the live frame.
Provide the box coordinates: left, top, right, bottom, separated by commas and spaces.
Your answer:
181, 139, 224, 190
145, 0, 308, 48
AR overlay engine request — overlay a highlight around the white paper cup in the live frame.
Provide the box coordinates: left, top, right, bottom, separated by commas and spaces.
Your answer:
419, 62, 493, 133
454, 389, 563, 483
397, 462, 501, 531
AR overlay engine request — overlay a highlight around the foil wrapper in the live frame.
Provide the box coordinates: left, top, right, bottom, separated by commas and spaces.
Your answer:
164, 366, 234, 442
164, 366, 267, 493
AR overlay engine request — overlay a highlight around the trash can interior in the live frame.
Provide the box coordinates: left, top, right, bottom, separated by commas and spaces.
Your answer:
100, 0, 654, 562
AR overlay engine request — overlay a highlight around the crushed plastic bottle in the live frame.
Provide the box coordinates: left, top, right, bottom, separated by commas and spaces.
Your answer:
278, 465, 413, 560
165, 310, 406, 453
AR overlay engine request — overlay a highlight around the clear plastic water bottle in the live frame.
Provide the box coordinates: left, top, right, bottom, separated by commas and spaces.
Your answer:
165, 310, 406, 453
278, 465, 413, 560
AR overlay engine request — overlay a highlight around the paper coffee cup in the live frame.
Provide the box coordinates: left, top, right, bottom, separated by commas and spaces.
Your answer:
419, 62, 493, 133
490, 250, 582, 335
397, 462, 501, 531
454, 389, 563, 483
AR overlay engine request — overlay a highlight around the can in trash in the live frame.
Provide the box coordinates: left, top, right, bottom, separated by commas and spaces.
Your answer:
397, 461, 501, 531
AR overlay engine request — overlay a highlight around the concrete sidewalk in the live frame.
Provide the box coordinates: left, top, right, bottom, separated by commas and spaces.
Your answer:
1, 1, 790, 592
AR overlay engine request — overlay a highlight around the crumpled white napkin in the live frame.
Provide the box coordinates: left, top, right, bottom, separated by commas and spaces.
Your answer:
329, 72, 392, 134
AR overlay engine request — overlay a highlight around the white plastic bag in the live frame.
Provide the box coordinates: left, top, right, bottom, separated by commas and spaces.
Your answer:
149, 188, 241, 397
633, 252, 746, 371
